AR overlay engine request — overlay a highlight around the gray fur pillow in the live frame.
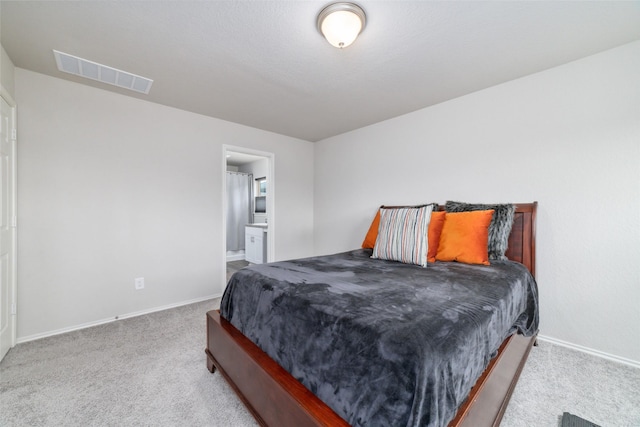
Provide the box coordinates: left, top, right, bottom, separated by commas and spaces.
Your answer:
444, 201, 516, 260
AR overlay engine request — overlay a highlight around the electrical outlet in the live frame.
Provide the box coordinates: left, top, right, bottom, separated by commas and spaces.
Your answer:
134, 277, 145, 290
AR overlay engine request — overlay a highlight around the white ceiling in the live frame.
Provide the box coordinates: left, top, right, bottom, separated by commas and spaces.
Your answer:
2, 1, 639, 142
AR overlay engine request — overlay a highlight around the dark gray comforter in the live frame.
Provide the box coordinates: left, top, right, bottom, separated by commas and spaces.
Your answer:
220, 249, 539, 427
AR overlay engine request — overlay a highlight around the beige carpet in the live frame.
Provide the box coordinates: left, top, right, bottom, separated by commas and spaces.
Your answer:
0, 299, 257, 427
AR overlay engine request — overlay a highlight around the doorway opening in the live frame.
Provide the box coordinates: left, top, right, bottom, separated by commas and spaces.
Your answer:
222, 146, 274, 286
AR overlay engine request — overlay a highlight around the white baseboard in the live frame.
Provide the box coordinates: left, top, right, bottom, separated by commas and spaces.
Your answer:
537, 334, 640, 369
16, 294, 222, 345
226, 252, 246, 262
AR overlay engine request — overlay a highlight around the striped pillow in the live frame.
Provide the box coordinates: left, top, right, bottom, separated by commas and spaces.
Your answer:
371, 205, 433, 267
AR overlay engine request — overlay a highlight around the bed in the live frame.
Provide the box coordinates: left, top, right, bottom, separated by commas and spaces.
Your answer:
206, 202, 538, 427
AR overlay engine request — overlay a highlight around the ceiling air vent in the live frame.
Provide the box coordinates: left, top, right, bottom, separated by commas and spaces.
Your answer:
53, 50, 153, 95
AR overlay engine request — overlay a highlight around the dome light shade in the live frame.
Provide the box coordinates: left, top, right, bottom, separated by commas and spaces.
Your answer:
317, 3, 366, 49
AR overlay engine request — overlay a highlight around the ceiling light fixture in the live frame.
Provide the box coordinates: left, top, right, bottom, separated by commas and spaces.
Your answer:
317, 2, 366, 49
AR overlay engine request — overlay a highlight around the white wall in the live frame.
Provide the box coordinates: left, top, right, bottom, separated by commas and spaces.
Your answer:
15, 68, 314, 340
314, 41, 640, 365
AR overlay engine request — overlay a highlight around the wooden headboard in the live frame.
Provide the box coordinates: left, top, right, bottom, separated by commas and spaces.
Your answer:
504, 203, 537, 278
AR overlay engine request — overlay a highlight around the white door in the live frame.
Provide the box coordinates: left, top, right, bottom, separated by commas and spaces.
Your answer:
0, 93, 17, 362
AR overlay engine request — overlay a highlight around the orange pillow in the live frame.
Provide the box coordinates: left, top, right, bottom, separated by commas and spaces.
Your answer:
436, 210, 494, 265
361, 210, 381, 249
427, 211, 446, 262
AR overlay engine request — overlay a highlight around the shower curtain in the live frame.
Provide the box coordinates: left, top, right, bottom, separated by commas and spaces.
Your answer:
226, 171, 252, 252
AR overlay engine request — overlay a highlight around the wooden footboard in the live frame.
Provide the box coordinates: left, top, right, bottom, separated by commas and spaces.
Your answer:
206, 309, 348, 427
206, 309, 536, 427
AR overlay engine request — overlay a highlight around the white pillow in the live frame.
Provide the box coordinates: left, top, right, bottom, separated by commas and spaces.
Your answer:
371, 205, 432, 267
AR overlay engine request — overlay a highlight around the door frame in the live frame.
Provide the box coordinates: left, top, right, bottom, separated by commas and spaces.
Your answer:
1, 85, 17, 359
222, 145, 275, 289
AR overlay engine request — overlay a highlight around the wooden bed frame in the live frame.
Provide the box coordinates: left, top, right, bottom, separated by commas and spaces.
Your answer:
206, 202, 538, 427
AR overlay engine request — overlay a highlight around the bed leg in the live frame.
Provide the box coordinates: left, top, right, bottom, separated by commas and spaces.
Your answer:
205, 349, 217, 373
